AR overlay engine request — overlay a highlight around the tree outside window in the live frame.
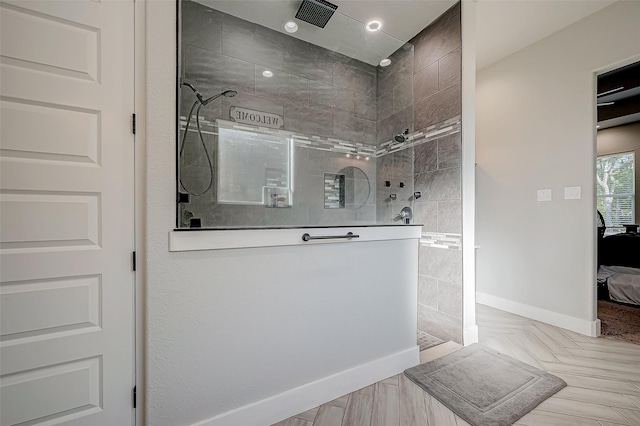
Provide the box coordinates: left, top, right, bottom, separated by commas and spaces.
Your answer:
597, 151, 635, 235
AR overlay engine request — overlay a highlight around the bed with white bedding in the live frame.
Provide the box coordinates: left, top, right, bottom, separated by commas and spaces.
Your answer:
598, 232, 640, 305
598, 265, 640, 306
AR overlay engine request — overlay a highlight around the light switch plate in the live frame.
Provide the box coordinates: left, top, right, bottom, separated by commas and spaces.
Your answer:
537, 189, 552, 202
564, 186, 581, 200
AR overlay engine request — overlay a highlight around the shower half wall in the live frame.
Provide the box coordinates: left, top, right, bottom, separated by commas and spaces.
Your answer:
179, 0, 464, 343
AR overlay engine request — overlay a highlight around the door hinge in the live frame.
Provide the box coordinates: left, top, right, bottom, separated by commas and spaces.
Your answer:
133, 386, 137, 409
132, 113, 136, 135
132, 251, 136, 272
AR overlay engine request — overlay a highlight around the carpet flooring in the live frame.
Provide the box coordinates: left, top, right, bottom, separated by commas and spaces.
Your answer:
598, 300, 640, 344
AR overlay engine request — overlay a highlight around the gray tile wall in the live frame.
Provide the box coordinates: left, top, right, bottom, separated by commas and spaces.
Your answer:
375, 44, 415, 224
409, 3, 463, 344
181, 1, 377, 141
180, 0, 378, 227
181, 142, 377, 227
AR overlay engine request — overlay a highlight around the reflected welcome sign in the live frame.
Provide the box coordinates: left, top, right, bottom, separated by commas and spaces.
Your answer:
229, 106, 284, 129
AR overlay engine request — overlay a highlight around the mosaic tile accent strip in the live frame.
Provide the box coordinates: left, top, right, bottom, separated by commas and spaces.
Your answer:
179, 116, 460, 159
377, 115, 461, 157
418, 330, 445, 351
180, 118, 377, 158
420, 231, 462, 250
180, 116, 217, 136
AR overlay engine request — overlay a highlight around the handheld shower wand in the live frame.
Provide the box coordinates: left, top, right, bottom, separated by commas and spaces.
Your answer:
182, 81, 237, 106
179, 82, 239, 196
201, 90, 237, 105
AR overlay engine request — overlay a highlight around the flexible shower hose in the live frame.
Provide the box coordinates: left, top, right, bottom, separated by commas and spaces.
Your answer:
179, 100, 214, 196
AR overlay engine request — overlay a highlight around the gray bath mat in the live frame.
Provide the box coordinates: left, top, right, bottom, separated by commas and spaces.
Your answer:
404, 343, 566, 426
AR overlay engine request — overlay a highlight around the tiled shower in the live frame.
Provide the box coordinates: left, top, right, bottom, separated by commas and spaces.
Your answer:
180, 0, 386, 228
179, 0, 463, 344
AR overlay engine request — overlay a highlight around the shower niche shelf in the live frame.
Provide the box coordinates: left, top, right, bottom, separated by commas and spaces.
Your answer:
324, 173, 345, 209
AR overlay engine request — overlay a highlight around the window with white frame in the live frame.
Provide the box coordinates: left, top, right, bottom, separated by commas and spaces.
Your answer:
597, 151, 635, 234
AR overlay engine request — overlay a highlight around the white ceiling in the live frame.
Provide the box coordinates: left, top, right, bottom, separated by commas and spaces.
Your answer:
196, 1, 456, 65
195, 0, 618, 69
476, 0, 616, 70
328, 0, 457, 42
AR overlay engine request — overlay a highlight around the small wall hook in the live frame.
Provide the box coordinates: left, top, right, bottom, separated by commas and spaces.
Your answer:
413, 191, 422, 200
390, 194, 397, 200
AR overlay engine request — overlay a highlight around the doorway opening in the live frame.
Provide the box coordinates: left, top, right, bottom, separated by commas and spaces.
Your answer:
595, 60, 640, 344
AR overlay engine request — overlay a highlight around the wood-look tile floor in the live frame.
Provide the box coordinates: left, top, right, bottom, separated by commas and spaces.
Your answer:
275, 304, 640, 426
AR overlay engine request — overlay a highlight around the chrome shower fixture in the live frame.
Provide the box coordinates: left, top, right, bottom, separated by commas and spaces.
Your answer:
182, 81, 237, 106
394, 129, 410, 143
399, 206, 413, 224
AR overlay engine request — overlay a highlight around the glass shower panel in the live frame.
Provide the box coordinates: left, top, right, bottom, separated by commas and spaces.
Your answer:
177, 0, 416, 229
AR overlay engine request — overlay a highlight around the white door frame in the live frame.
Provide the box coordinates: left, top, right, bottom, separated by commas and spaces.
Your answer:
134, 0, 147, 424
592, 53, 640, 330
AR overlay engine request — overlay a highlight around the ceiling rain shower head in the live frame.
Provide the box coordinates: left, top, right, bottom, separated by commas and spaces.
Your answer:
295, 0, 338, 28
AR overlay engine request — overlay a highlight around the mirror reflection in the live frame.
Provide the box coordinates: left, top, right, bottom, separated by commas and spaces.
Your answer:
339, 166, 371, 209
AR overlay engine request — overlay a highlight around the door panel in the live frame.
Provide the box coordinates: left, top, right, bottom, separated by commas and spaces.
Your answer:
0, 1, 135, 425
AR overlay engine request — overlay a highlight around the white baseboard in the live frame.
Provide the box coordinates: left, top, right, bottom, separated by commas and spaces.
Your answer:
192, 346, 419, 426
463, 324, 479, 345
476, 292, 601, 337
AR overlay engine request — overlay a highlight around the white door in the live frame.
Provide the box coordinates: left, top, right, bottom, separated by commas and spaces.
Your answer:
0, 0, 135, 425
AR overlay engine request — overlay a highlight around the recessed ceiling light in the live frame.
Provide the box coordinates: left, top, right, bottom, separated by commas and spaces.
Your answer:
262, 70, 273, 78
365, 19, 382, 32
379, 58, 391, 67
284, 21, 298, 33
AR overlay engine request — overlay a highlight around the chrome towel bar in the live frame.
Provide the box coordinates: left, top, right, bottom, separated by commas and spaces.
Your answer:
301, 232, 359, 242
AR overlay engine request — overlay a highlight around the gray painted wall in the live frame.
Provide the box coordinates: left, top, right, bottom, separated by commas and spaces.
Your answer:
476, 1, 640, 334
